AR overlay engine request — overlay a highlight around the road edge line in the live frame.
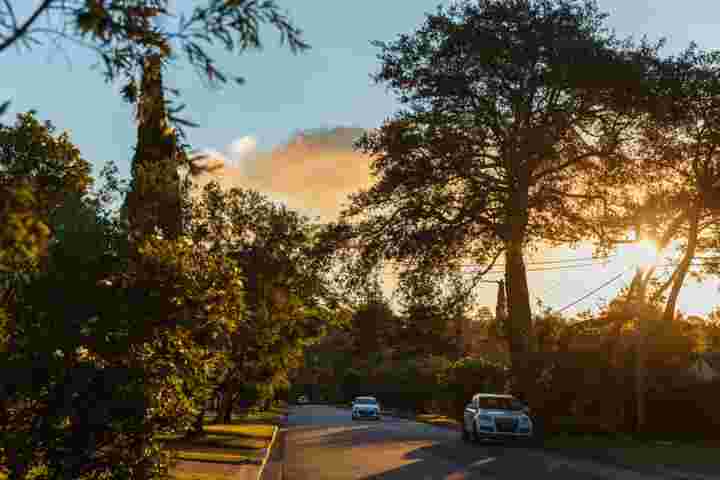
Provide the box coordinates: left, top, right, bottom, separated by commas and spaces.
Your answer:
256, 425, 279, 480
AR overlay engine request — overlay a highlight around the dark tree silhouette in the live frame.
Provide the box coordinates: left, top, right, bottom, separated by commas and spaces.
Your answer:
342, 0, 656, 398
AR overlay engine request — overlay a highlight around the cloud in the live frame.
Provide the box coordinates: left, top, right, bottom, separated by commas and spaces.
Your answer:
227, 136, 257, 166
191, 127, 374, 222
190, 148, 226, 173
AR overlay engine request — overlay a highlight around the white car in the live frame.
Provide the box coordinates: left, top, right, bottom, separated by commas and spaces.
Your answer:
351, 396, 381, 421
462, 393, 533, 442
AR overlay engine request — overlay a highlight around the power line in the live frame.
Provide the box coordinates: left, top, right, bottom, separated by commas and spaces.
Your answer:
386, 255, 615, 268
555, 270, 630, 314
381, 262, 616, 276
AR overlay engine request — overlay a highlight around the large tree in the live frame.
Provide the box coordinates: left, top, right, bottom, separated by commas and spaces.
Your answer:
341, 0, 655, 398
123, 53, 185, 242
185, 183, 344, 424
629, 46, 720, 322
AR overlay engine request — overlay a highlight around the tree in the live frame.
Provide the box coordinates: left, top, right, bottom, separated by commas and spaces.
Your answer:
349, 277, 397, 355
0, 111, 92, 269
392, 270, 475, 360
0, 122, 244, 478
0, 1, 309, 123
342, 0, 654, 398
0, 110, 93, 366
629, 46, 720, 322
186, 183, 343, 424
0, 176, 246, 479
123, 54, 184, 242
0, 111, 92, 210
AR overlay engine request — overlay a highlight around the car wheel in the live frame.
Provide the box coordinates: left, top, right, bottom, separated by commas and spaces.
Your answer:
528, 431, 542, 448
472, 422, 483, 443
461, 423, 471, 442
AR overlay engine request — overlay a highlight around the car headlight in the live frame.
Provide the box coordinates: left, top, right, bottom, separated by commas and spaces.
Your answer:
518, 416, 530, 426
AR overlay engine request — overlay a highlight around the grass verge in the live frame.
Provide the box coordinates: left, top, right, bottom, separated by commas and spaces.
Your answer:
162, 425, 273, 465
414, 414, 462, 430
166, 407, 285, 474
170, 473, 227, 480
543, 432, 720, 473
202, 407, 286, 425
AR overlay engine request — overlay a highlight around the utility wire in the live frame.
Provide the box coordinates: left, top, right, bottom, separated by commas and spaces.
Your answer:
386, 255, 615, 268
555, 270, 630, 314
382, 263, 615, 276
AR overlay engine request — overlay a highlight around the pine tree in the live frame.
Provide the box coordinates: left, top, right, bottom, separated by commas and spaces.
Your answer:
124, 54, 184, 242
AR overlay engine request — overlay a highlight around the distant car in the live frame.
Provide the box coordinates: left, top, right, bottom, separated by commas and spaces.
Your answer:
462, 393, 533, 442
351, 396, 381, 421
297, 395, 309, 404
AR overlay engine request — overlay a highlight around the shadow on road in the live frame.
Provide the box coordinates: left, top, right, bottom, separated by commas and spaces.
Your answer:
358, 442, 508, 480
299, 423, 529, 479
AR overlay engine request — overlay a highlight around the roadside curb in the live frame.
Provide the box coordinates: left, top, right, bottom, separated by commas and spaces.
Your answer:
258, 412, 288, 480
256, 425, 279, 480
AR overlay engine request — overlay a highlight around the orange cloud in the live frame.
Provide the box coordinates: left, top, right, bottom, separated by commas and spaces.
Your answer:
191, 127, 374, 222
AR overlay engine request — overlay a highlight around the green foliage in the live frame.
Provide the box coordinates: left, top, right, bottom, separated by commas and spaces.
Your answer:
0, 120, 247, 478
349, 296, 396, 355
0, 182, 152, 478
0, 111, 92, 274
438, 356, 510, 419
0, 112, 93, 216
186, 182, 342, 417
0, 184, 48, 273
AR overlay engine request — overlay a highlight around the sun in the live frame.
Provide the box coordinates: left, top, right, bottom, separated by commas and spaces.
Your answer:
620, 239, 661, 269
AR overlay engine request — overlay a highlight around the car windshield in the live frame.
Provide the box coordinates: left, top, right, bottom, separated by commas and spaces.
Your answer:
355, 398, 377, 405
477, 397, 524, 411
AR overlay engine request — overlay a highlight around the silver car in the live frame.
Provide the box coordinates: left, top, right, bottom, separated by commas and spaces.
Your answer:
351, 396, 381, 421
462, 393, 533, 442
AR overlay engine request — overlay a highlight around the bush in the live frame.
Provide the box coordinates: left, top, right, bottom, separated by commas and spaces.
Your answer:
438, 356, 509, 421
645, 380, 720, 439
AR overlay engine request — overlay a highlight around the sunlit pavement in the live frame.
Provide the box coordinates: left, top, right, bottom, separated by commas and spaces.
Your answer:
281, 405, 684, 480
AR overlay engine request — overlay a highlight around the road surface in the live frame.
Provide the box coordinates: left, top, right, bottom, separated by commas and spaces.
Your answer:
281, 404, 681, 480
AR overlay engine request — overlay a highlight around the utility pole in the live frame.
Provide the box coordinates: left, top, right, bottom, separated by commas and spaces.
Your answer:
496, 280, 507, 338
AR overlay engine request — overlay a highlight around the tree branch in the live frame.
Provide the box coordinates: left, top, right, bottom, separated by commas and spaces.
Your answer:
0, 0, 54, 53
2, 0, 18, 31
531, 150, 602, 183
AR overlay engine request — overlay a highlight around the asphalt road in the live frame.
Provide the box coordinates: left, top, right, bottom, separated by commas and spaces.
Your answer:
281, 405, 677, 480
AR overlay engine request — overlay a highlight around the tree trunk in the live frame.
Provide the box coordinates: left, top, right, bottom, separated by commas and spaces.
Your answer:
216, 380, 236, 424
130, 425, 154, 480
627, 266, 651, 434
663, 203, 700, 323
504, 236, 535, 399
634, 331, 647, 433
185, 407, 206, 439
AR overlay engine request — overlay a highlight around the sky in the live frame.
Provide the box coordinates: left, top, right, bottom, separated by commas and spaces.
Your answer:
2, 0, 720, 318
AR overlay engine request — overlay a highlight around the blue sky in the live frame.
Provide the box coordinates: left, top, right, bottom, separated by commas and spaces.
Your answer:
5, 0, 717, 180
2, 0, 720, 317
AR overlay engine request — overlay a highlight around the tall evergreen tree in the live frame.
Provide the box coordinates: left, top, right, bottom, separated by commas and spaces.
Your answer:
124, 54, 184, 242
